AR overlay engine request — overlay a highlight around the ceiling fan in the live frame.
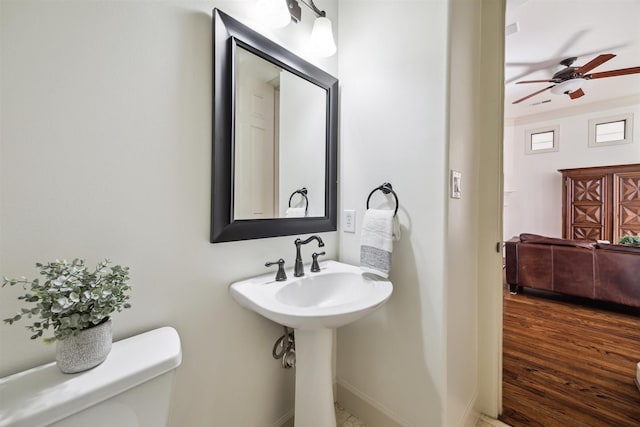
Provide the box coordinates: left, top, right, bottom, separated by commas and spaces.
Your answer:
512, 54, 640, 104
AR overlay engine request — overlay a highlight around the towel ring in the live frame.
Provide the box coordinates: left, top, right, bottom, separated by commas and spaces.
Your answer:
366, 183, 398, 217
288, 187, 309, 216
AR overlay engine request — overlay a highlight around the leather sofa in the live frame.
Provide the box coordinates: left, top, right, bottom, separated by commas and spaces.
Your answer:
505, 233, 640, 308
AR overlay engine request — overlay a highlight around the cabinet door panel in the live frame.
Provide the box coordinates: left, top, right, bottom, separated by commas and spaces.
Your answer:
565, 174, 609, 241
613, 172, 640, 241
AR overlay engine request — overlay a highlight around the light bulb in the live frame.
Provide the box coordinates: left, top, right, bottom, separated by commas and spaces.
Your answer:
309, 16, 336, 57
256, 0, 291, 29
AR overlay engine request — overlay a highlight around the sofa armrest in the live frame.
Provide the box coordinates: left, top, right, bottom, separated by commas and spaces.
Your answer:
505, 239, 518, 285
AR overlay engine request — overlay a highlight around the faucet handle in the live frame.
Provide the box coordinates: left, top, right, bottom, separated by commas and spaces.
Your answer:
265, 259, 287, 281
311, 252, 326, 272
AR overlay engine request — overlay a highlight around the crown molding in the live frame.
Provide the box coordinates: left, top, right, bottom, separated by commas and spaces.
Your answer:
508, 94, 640, 126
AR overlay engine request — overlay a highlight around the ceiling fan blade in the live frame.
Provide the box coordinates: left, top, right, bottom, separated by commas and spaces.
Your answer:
588, 66, 640, 79
576, 54, 616, 74
512, 85, 555, 104
569, 88, 585, 100
516, 79, 556, 84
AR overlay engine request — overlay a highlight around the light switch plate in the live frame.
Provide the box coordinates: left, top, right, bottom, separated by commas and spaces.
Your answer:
450, 170, 462, 199
343, 210, 356, 233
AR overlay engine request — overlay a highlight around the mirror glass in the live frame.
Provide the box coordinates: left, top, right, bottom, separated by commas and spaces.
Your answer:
211, 9, 338, 243
233, 47, 326, 220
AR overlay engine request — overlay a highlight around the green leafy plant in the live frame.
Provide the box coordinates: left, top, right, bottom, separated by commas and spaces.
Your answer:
619, 235, 640, 247
3, 259, 132, 343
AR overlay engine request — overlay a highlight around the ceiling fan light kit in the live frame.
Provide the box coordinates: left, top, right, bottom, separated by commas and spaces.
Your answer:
512, 53, 640, 104
550, 78, 585, 95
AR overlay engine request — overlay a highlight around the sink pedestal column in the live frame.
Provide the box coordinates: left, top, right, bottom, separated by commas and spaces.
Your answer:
294, 328, 336, 427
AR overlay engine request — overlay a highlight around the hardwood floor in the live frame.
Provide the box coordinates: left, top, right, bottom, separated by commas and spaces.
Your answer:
500, 286, 640, 427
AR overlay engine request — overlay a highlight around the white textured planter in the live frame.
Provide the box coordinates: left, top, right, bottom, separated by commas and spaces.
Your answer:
56, 318, 112, 374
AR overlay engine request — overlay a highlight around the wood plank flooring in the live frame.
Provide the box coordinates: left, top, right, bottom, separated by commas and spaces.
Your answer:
500, 286, 640, 427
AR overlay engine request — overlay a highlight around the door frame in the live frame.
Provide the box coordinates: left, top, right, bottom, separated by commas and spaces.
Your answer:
476, 0, 506, 418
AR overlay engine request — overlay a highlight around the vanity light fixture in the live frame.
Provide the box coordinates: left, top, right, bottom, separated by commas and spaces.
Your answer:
308, 14, 337, 57
257, 0, 337, 57
256, 0, 292, 29
288, 0, 336, 57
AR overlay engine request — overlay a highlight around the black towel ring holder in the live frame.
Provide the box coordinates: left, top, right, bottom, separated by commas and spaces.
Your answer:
366, 183, 398, 217
288, 187, 309, 216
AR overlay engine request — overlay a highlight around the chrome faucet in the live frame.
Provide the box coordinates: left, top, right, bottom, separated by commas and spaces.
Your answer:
294, 235, 325, 277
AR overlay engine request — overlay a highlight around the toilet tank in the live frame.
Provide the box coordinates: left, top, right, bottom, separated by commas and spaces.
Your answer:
0, 327, 182, 427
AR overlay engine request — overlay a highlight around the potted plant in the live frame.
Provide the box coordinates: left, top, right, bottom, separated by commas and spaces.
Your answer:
3, 258, 132, 373
619, 235, 640, 247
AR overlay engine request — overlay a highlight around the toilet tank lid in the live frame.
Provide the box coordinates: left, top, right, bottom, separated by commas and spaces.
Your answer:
0, 326, 182, 427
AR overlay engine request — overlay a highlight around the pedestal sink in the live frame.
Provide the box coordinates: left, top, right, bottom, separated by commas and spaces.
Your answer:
229, 260, 393, 427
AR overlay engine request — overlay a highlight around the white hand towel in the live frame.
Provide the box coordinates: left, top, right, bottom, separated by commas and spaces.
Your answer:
286, 207, 306, 218
360, 209, 394, 278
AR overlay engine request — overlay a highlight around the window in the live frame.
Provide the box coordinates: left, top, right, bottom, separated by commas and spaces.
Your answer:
531, 131, 554, 150
588, 113, 633, 147
525, 125, 559, 154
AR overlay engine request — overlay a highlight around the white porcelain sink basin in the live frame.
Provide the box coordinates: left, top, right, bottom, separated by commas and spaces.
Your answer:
229, 260, 393, 330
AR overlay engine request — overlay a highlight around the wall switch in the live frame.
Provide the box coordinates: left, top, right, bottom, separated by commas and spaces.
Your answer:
450, 170, 462, 199
343, 210, 356, 233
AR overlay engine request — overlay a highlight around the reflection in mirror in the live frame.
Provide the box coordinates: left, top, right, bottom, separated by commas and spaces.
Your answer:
233, 47, 326, 220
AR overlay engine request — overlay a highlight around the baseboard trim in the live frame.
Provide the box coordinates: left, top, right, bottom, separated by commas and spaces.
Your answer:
462, 408, 480, 427
336, 379, 406, 427
274, 409, 294, 427
477, 414, 512, 426
461, 392, 480, 427
281, 382, 481, 427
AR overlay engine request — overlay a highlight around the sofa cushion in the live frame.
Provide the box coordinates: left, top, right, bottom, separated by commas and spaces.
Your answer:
519, 233, 595, 249
595, 250, 640, 308
553, 246, 595, 299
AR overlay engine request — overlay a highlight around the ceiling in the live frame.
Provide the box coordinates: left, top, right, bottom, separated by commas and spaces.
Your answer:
504, 0, 640, 119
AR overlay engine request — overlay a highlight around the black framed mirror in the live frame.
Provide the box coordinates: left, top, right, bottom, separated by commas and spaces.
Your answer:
211, 9, 338, 243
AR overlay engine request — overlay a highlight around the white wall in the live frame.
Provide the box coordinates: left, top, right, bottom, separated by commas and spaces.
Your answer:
0, 1, 338, 425
503, 98, 640, 240
337, 1, 450, 425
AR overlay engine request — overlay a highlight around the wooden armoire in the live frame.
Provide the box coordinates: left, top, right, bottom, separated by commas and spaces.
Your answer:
559, 163, 640, 242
